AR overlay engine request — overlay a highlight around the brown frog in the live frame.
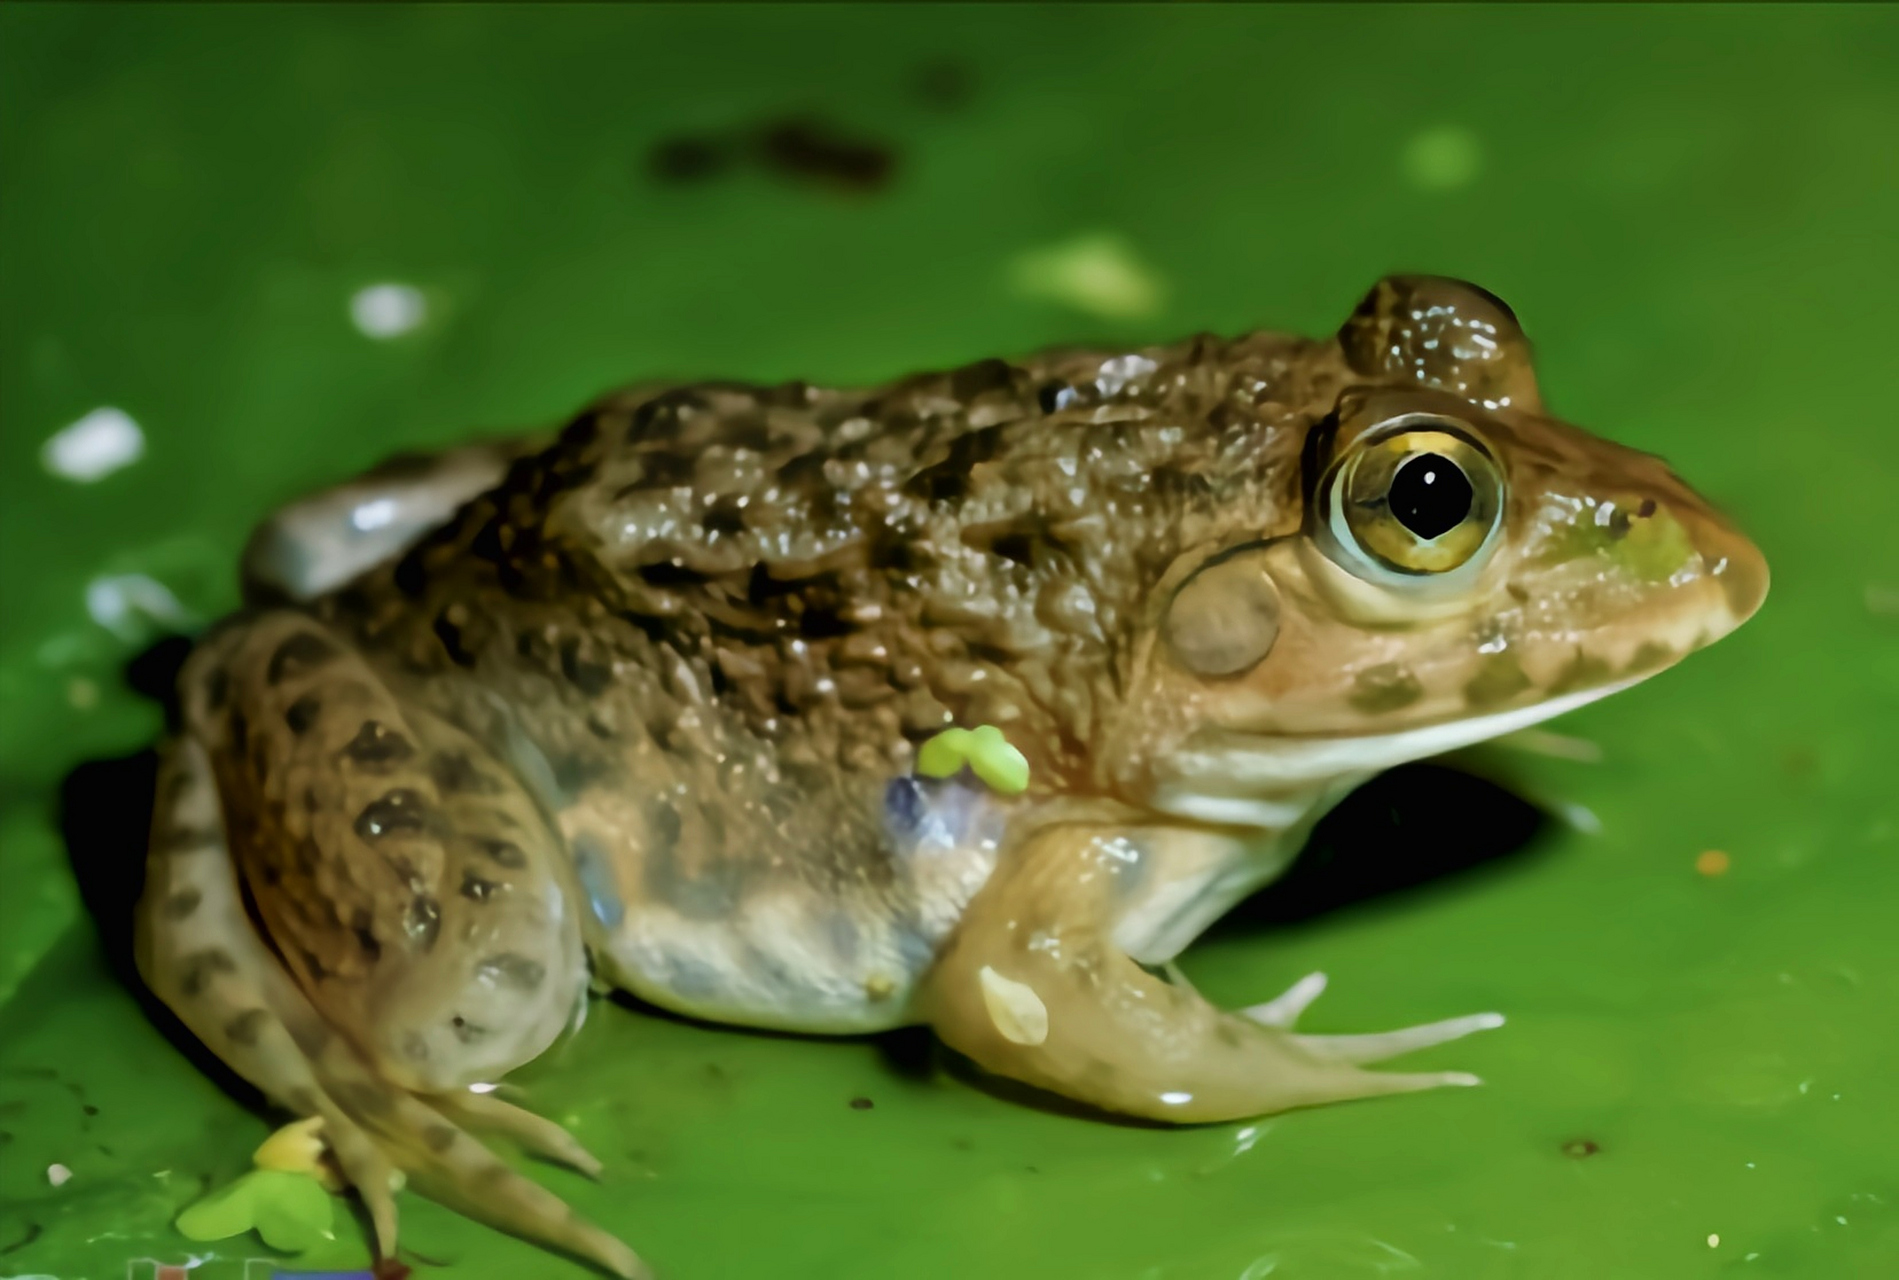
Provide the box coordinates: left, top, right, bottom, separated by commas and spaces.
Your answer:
137, 277, 1767, 1276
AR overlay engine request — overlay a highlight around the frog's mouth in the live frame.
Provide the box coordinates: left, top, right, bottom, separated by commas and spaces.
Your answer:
1148, 677, 1641, 829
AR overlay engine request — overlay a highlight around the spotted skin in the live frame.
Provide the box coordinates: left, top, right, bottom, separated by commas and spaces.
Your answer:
137, 277, 1767, 1275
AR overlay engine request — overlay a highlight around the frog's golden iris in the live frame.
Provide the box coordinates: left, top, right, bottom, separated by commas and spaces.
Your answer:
1326, 418, 1504, 577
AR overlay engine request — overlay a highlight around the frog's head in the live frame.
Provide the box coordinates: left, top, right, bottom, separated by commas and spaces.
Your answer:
1139, 276, 1767, 814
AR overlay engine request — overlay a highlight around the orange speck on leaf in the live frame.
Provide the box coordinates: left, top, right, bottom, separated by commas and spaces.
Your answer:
1695, 849, 1731, 877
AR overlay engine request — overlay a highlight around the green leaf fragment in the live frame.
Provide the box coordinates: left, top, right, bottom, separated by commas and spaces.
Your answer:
915, 725, 1030, 794
176, 1168, 333, 1252
176, 1171, 261, 1241
967, 725, 1030, 795
916, 728, 973, 778
252, 1169, 334, 1252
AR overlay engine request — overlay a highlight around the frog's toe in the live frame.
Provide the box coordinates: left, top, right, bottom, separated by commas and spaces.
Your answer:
365, 1089, 645, 1279
1283, 1011, 1505, 1066
1240, 971, 1329, 1028
431, 1089, 605, 1179
1241, 973, 1502, 1065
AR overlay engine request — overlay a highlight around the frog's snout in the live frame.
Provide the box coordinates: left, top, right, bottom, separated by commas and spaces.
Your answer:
1685, 499, 1769, 637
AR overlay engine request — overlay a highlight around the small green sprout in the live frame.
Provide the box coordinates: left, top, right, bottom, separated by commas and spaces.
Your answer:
916, 724, 1030, 795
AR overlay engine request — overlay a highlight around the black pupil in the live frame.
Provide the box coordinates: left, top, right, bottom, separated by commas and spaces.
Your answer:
1388, 453, 1473, 540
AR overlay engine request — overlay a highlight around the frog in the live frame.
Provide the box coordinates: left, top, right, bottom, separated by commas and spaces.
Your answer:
135, 276, 1767, 1277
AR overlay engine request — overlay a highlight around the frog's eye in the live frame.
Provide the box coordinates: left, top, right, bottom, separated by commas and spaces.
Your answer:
1324, 423, 1503, 578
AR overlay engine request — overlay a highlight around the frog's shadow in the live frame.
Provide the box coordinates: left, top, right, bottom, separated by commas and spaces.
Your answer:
64, 639, 1552, 1130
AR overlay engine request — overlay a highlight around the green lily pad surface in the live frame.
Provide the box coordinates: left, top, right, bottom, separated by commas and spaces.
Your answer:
4, 6, 1898, 1278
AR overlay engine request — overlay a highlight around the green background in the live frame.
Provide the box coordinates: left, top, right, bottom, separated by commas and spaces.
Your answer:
4, 5, 1897, 1278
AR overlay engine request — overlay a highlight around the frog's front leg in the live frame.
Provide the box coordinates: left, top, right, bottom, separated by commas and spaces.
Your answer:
137, 614, 644, 1277
918, 823, 1499, 1123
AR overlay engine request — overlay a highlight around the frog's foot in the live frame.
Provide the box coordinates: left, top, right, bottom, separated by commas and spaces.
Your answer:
1242, 971, 1503, 1067
137, 615, 645, 1278
921, 825, 1500, 1124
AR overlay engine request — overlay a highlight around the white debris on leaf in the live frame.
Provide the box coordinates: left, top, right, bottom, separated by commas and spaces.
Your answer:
350, 283, 427, 338
1008, 233, 1165, 320
47, 1163, 72, 1187
84, 573, 195, 643
41, 407, 145, 482
979, 965, 1049, 1046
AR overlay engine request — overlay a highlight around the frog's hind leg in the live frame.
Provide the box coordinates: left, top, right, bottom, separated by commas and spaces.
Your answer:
138, 731, 405, 1253
139, 615, 646, 1277
918, 825, 1500, 1124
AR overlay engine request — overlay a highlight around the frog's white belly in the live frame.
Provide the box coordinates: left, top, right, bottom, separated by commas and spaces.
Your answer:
584, 776, 1006, 1034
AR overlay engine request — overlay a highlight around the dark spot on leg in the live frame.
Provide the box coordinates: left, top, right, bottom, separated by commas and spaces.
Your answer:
224, 1009, 269, 1046
355, 926, 382, 962
472, 836, 527, 870
180, 948, 237, 997
337, 1082, 392, 1117
293, 837, 321, 875
157, 824, 218, 854
431, 751, 500, 795
343, 720, 414, 767
284, 693, 321, 735
475, 953, 545, 991
267, 631, 339, 685
551, 751, 608, 794
286, 1087, 322, 1114
228, 708, 248, 756
423, 1124, 458, 1153
405, 895, 441, 949
559, 637, 613, 697
355, 789, 431, 840
298, 1020, 332, 1057
450, 1016, 488, 1044
460, 870, 502, 902
163, 888, 202, 919
204, 665, 230, 710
